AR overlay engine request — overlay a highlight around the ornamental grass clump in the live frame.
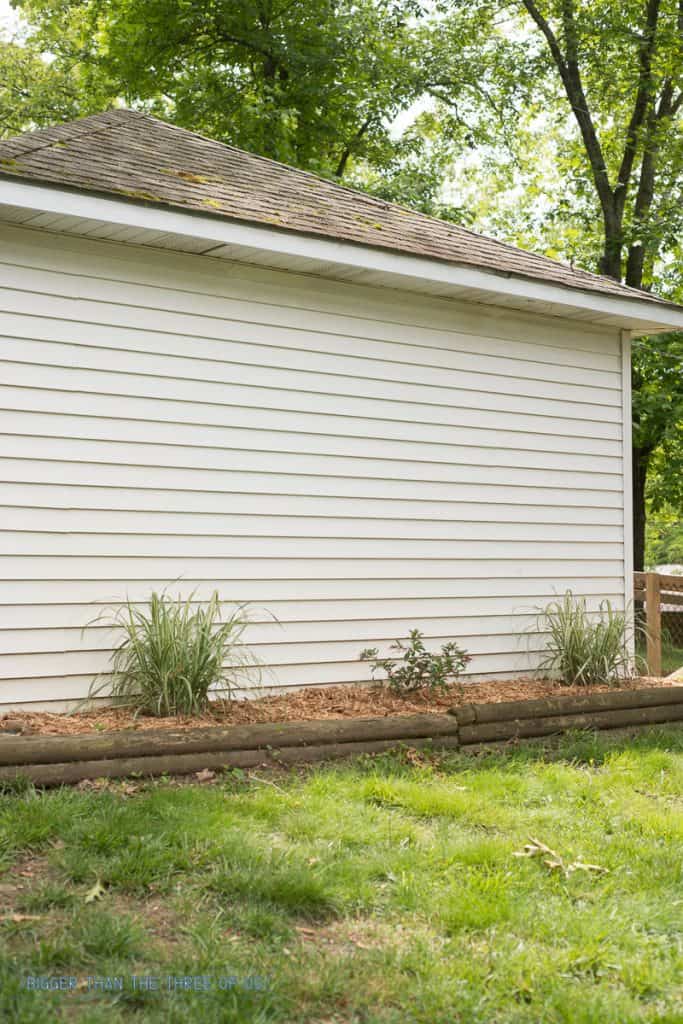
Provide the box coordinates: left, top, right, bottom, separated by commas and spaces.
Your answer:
360, 629, 471, 695
535, 591, 638, 687
89, 590, 261, 716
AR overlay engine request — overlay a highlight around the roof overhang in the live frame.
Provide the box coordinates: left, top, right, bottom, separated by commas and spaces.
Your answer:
2, 177, 682, 336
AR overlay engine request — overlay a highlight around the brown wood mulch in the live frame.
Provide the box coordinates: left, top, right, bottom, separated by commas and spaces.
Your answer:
0, 676, 675, 737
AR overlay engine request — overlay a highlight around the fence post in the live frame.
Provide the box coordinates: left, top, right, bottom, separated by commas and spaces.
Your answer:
645, 572, 662, 677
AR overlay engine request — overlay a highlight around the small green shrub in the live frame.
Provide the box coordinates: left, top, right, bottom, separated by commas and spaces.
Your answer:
535, 591, 639, 687
360, 629, 471, 695
88, 590, 262, 716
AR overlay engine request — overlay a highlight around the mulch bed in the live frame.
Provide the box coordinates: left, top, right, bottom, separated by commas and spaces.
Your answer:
1, 676, 675, 737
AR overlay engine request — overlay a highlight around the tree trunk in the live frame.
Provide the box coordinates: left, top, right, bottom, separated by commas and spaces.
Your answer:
632, 446, 651, 571
335, 146, 351, 178
598, 224, 624, 281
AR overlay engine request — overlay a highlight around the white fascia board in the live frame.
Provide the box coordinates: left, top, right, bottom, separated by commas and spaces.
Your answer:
2, 177, 683, 334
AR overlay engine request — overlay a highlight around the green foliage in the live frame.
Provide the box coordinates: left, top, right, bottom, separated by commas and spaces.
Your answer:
360, 628, 471, 694
0, 34, 97, 137
15, 0, 426, 176
442, 0, 683, 282
633, 331, 683, 482
88, 590, 261, 716
646, 510, 683, 566
535, 591, 638, 687
347, 113, 480, 222
634, 319, 683, 570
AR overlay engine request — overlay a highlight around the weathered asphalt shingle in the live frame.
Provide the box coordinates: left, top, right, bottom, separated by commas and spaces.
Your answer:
0, 108, 676, 310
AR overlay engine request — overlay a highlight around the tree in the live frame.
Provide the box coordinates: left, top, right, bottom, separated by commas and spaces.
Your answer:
646, 506, 683, 564
431, 0, 683, 570
14, 0, 425, 177
512, 0, 682, 287
348, 4, 538, 215
510, 1, 683, 570
633, 331, 683, 569
0, 34, 99, 137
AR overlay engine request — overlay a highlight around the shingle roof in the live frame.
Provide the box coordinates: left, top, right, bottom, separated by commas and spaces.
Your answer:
0, 108, 677, 310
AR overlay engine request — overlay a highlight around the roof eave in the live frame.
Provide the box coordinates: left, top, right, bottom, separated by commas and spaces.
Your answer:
1, 175, 682, 335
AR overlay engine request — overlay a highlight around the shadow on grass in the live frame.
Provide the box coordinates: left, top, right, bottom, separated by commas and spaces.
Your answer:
324, 723, 683, 788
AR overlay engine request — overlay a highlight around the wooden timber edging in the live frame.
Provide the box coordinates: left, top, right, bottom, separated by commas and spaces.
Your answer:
449, 686, 683, 726
457, 703, 683, 744
0, 713, 456, 767
1, 686, 682, 787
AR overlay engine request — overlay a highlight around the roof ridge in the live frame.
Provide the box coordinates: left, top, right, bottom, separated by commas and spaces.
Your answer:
0, 108, 145, 159
135, 112, 409, 209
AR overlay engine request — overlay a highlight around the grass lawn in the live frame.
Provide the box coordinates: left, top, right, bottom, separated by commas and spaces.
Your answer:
661, 643, 683, 677
1, 729, 682, 1023
635, 640, 683, 677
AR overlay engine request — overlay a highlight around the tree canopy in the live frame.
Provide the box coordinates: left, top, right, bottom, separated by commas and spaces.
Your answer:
426, 0, 683, 569
0, 34, 95, 136
11, 0, 428, 175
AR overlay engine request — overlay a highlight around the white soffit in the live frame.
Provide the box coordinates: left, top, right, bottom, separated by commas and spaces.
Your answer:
1, 178, 682, 335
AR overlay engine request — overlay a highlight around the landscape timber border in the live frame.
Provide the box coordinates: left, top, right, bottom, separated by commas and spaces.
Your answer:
1, 686, 682, 787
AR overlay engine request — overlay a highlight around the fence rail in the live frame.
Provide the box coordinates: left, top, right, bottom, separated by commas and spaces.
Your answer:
634, 572, 683, 676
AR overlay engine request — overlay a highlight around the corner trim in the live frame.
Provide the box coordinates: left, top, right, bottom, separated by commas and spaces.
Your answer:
621, 329, 635, 658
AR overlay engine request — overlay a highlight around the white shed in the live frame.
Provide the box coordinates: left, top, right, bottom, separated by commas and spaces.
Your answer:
1, 110, 682, 711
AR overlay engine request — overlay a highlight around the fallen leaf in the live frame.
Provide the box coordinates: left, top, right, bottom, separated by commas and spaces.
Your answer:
568, 861, 608, 875
76, 778, 101, 790
84, 879, 107, 903
118, 783, 140, 797
195, 769, 216, 783
513, 837, 607, 878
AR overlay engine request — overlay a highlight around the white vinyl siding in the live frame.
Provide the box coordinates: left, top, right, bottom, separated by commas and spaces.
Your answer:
0, 224, 627, 709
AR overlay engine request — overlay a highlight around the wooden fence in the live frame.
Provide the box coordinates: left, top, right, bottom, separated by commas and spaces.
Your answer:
634, 571, 683, 676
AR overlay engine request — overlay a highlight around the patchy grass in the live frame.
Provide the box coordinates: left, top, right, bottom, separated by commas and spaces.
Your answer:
0, 729, 682, 1023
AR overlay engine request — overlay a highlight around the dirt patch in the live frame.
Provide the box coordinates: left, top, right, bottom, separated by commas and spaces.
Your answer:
1, 677, 675, 737
291, 916, 444, 959
0, 849, 185, 955
109, 890, 187, 954
0, 850, 56, 916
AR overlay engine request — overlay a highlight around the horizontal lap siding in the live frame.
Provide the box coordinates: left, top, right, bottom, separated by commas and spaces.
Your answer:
0, 224, 626, 709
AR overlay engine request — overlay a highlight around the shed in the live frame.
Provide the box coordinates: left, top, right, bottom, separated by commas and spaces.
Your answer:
1, 109, 682, 711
